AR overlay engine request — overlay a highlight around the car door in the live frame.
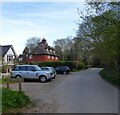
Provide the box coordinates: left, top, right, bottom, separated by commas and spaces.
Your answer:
26, 66, 38, 79
18, 66, 27, 78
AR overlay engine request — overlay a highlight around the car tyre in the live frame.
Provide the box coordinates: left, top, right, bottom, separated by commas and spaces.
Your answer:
39, 75, 47, 83
15, 75, 22, 78
52, 75, 56, 79
63, 71, 67, 75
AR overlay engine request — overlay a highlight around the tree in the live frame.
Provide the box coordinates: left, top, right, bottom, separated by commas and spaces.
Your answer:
53, 36, 74, 61
76, 1, 120, 71
25, 37, 40, 52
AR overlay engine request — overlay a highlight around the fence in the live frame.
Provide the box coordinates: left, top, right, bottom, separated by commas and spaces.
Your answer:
1, 76, 23, 92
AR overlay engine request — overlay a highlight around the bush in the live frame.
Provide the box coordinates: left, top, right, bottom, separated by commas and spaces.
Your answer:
25, 61, 85, 71
0, 67, 2, 73
2, 65, 8, 73
2, 88, 31, 112
100, 68, 120, 86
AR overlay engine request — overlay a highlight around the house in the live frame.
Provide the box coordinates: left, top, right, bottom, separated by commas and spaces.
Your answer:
1, 45, 17, 73
18, 38, 59, 63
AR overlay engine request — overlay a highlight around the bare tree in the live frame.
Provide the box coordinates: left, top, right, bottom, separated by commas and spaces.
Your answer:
25, 37, 41, 52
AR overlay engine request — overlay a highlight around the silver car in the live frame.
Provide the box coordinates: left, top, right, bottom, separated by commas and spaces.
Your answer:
41, 67, 57, 79
11, 65, 52, 83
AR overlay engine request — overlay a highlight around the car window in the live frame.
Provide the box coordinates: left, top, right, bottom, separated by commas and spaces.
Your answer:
42, 68, 49, 71
55, 67, 59, 69
27, 66, 35, 71
12, 66, 19, 71
34, 66, 42, 71
19, 66, 26, 71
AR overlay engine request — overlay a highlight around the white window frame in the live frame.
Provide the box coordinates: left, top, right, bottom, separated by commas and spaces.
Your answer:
48, 55, 50, 59
7, 55, 13, 61
29, 55, 32, 59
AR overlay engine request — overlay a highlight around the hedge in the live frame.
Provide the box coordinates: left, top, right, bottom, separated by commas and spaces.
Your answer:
24, 61, 85, 71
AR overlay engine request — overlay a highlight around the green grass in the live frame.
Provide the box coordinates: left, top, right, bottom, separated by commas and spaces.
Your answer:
100, 68, 120, 87
1, 88, 31, 112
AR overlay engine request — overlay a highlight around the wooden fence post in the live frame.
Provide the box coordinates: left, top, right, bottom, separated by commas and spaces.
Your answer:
6, 77, 9, 89
6, 81, 9, 89
18, 78, 22, 92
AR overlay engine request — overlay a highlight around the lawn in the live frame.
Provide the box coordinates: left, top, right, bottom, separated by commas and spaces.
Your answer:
1, 87, 31, 113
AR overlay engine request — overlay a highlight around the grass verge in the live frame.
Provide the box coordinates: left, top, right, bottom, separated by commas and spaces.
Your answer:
99, 68, 120, 87
1, 88, 31, 113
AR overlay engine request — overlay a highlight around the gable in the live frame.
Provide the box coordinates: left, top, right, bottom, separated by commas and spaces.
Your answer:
2, 45, 11, 57
2, 45, 17, 58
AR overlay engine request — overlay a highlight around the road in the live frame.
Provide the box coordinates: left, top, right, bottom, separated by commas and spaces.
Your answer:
4, 68, 118, 113
48, 68, 118, 113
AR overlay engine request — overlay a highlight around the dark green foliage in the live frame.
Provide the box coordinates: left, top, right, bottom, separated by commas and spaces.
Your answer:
92, 58, 103, 68
2, 88, 31, 112
100, 68, 120, 87
25, 61, 85, 71
2, 65, 8, 73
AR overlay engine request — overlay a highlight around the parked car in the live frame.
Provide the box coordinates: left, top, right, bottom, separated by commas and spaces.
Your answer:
11, 65, 52, 83
41, 67, 57, 79
55, 66, 70, 75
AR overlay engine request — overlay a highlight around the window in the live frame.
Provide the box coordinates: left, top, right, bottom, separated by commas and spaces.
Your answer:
56, 57, 58, 60
29, 55, 32, 59
52, 56, 54, 59
19, 58, 23, 61
27, 66, 35, 71
19, 66, 26, 71
48, 55, 50, 59
12, 66, 19, 71
41, 68, 49, 71
7, 55, 13, 61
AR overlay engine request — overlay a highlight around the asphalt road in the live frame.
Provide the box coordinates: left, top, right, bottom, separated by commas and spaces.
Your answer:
48, 68, 118, 113
3, 68, 118, 113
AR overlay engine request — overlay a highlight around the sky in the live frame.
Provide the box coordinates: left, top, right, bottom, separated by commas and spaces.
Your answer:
0, 2, 87, 55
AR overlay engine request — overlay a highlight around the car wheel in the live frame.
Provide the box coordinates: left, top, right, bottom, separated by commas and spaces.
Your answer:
63, 71, 67, 75
15, 75, 22, 78
52, 75, 56, 79
39, 76, 47, 83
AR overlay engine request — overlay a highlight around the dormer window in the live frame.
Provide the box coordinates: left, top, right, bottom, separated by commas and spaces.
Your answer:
53, 51, 55, 53
50, 49, 52, 52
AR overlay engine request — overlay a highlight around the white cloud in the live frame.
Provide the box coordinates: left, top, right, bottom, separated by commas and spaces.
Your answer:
1, 2, 84, 55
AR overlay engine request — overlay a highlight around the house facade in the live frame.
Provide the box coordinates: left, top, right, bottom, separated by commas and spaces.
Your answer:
19, 38, 59, 63
1, 45, 17, 73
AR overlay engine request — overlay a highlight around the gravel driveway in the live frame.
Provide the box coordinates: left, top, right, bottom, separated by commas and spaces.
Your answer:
2, 74, 69, 113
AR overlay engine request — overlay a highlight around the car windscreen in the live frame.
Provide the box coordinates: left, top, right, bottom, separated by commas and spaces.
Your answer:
34, 66, 42, 71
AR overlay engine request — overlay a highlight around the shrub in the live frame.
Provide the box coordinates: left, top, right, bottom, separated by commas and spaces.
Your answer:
2, 65, 8, 73
0, 67, 2, 73
100, 68, 120, 86
25, 61, 85, 71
